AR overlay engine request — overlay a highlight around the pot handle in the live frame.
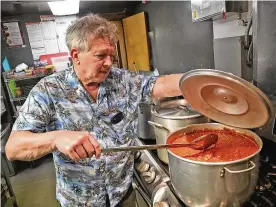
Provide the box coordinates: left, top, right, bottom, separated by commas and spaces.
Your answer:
148, 121, 171, 133
224, 161, 256, 174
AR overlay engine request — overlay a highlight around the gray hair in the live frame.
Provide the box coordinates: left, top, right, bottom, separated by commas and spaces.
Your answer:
66, 14, 118, 52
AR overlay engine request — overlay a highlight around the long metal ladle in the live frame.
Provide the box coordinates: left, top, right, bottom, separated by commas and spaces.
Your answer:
101, 134, 218, 153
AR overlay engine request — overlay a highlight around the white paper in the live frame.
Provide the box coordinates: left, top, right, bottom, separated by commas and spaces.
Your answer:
51, 56, 70, 72
40, 15, 56, 22
43, 39, 60, 54
2, 22, 24, 46
41, 21, 57, 39
26, 23, 44, 48
55, 15, 76, 52
31, 48, 47, 60
40, 21, 60, 54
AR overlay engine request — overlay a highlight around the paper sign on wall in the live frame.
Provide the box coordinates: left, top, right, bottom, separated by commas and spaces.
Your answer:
25, 22, 44, 48
55, 15, 76, 53
2, 21, 24, 48
26, 22, 46, 60
41, 21, 59, 54
40, 15, 56, 22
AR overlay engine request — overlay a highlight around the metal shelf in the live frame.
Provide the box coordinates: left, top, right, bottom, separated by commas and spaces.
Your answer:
3, 72, 54, 82
1, 123, 11, 139
1, 108, 6, 116
10, 97, 27, 102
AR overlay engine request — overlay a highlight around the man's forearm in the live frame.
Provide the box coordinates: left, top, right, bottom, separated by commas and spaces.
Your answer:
152, 74, 184, 99
5, 131, 57, 161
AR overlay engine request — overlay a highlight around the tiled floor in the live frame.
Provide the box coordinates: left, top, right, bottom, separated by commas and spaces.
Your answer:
10, 155, 60, 207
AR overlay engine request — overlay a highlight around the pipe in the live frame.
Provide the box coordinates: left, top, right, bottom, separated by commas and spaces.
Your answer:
244, 10, 253, 49
247, 40, 253, 67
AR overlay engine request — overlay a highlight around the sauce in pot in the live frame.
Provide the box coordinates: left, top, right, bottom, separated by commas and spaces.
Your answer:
170, 129, 259, 162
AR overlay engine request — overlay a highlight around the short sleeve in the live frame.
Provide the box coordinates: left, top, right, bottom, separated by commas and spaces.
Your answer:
120, 69, 158, 104
12, 80, 52, 133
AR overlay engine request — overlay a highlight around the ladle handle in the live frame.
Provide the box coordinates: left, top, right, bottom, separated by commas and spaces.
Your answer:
101, 143, 191, 153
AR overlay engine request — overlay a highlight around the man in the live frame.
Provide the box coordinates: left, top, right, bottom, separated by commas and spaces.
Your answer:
6, 14, 184, 207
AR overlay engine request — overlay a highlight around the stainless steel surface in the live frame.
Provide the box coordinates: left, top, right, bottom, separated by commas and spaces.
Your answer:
137, 102, 155, 140
133, 178, 152, 207
252, 1, 276, 96
134, 138, 170, 194
214, 36, 253, 82
133, 138, 182, 207
167, 123, 262, 207
152, 183, 182, 207
251, 0, 276, 141
255, 97, 276, 142
150, 99, 209, 163
179, 69, 274, 129
223, 160, 256, 174
152, 99, 201, 119
191, 0, 248, 22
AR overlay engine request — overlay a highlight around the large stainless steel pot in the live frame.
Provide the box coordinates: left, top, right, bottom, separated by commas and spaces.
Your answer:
137, 102, 155, 139
149, 99, 210, 163
166, 123, 262, 207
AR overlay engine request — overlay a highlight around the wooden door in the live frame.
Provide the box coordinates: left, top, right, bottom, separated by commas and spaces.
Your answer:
112, 21, 127, 69
123, 12, 150, 71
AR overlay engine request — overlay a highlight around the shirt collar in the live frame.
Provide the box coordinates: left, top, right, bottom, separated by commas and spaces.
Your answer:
67, 66, 107, 103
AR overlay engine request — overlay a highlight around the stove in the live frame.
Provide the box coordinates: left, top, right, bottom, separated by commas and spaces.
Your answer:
133, 137, 276, 207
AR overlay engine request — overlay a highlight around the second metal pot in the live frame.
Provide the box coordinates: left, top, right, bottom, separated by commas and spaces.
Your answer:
137, 102, 155, 139
149, 99, 210, 163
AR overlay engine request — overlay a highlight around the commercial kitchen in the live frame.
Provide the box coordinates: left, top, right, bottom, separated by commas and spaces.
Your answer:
1, 1, 276, 207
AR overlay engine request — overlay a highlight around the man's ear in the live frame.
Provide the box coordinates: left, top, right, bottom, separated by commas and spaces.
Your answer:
70, 48, 80, 65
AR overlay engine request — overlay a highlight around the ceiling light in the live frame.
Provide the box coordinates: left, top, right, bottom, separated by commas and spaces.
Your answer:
47, 0, 79, 16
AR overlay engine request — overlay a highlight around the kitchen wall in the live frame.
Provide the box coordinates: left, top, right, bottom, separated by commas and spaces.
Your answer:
134, 1, 214, 75
212, 2, 252, 81
213, 12, 251, 40
1, 1, 136, 68
1, 14, 42, 68
213, 1, 252, 39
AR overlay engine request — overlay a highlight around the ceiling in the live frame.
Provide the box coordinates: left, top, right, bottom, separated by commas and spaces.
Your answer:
1, 1, 140, 19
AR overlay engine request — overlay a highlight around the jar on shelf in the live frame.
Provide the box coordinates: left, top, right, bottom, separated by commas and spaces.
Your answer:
34, 68, 41, 75
40, 67, 46, 74
45, 65, 55, 74
24, 68, 33, 76
15, 87, 22, 97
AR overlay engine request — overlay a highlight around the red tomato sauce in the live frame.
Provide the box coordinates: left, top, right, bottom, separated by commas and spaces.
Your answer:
169, 128, 259, 162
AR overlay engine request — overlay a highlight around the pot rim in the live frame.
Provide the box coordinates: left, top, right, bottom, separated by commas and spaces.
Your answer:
151, 99, 204, 120
167, 123, 263, 166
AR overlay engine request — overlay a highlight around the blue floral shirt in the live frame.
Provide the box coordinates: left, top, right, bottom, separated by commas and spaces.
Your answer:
12, 67, 158, 207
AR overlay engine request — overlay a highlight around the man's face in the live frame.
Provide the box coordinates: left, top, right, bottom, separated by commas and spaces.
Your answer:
72, 37, 115, 91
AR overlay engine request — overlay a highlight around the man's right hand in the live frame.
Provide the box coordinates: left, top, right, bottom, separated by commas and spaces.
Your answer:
53, 130, 101, 161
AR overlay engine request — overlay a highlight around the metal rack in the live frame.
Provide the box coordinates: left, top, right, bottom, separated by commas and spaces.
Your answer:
2, 71, 54, 116
1, 96, 18, 207
1, 96, 6, 116
1, 157, 18, 207
3, 73, 50, 82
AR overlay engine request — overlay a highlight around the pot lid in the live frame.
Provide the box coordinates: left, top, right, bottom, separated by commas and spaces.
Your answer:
179, 69, 273, 129
152, 99, 202, 119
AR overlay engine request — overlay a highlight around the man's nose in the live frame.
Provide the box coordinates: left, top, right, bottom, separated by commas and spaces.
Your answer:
103, 55, 113, 67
